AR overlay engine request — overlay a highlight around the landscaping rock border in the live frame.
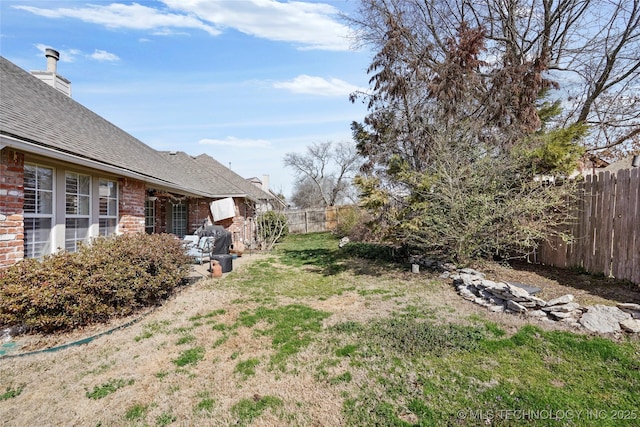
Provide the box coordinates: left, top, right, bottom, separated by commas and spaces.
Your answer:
447, 266, 639, 335
404, 255, 640, 336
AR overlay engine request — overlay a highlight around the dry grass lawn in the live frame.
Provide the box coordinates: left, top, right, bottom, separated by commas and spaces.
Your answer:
1, 236, 638, 427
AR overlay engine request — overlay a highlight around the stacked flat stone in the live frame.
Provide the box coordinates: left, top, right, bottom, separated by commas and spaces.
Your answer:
450, 268, 640, 335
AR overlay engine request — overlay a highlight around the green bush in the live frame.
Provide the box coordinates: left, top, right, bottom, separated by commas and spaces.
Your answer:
334, 206, 373, 241
0, 233, 191, 333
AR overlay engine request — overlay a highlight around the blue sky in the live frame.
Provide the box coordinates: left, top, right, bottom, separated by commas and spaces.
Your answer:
0, 0, 371, 198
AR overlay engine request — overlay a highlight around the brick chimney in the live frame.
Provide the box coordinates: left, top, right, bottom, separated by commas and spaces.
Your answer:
31, 48, 72, 97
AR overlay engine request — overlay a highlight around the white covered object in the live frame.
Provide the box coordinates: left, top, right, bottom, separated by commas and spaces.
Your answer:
210, 197, 236, 221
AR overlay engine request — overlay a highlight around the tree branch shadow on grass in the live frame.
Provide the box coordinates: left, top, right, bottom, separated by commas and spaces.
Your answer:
279, 246, 407, 277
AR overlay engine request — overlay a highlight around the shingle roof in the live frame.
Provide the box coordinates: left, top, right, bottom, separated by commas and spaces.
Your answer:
0, 56, 201, 191
194, 153, 275, 201
157, 151, 245, 198
603, 155, 638, 173
159, 151, 275, 201
0, 56, 274, 201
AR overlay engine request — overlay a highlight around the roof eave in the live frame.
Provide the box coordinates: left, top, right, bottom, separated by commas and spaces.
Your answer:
1, 134, 209, 198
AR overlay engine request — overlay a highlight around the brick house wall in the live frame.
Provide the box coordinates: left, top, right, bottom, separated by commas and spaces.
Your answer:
154, 198, 168, 234
184, 197, 257, 246
0, 148, 25, 269
188, 198, 213, 233
118, 178, 146, 234
214, 198, 256, 247
0, 150, 260, 269
148, 196, 207, 236
1, 157, 149, 270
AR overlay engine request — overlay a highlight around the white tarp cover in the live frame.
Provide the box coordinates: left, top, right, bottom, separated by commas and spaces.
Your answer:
210, 197, 236, 221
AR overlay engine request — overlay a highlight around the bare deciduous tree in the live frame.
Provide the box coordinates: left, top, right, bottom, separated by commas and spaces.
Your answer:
284, 141, 361, 207
290, 177, 327, 209
348, 0, 640, 160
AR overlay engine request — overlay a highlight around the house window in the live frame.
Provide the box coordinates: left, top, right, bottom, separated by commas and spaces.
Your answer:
145, 199, 155, 234
65, 171, 91, 252
99, 179, 118, 236
23, 164, 54, 258
171, 202, 187, 237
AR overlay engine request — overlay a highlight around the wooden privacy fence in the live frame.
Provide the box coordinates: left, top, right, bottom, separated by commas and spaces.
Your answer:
537, 167, 639, 284
284, 206, 355, 234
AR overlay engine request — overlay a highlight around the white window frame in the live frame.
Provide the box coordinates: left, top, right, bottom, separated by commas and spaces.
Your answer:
99, 178, 118, 236
145, 199, 156, 234
171, 201, 187, 238
65, 171, 91, 252
23, 163, 54, 258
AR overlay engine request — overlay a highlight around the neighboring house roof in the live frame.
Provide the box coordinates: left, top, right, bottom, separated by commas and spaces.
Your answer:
603, 155, 639, 173
159, 151, 275, 202
247, 176, 287, 208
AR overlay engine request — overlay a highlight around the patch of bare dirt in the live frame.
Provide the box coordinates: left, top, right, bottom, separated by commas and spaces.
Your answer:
478, 259, 640, 306
11, 309, 153, 353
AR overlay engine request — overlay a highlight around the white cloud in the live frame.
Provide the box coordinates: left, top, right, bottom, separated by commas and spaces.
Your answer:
35, 44, 120, 63
273, 74, 360, 96
17, 1, 353, 51
199, 136, 271, 148
34, 43, 82, 62
91, 49, 120, 62
162, 0, 353, 50
151, 28, 191, 36
14, 3, 220, 36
